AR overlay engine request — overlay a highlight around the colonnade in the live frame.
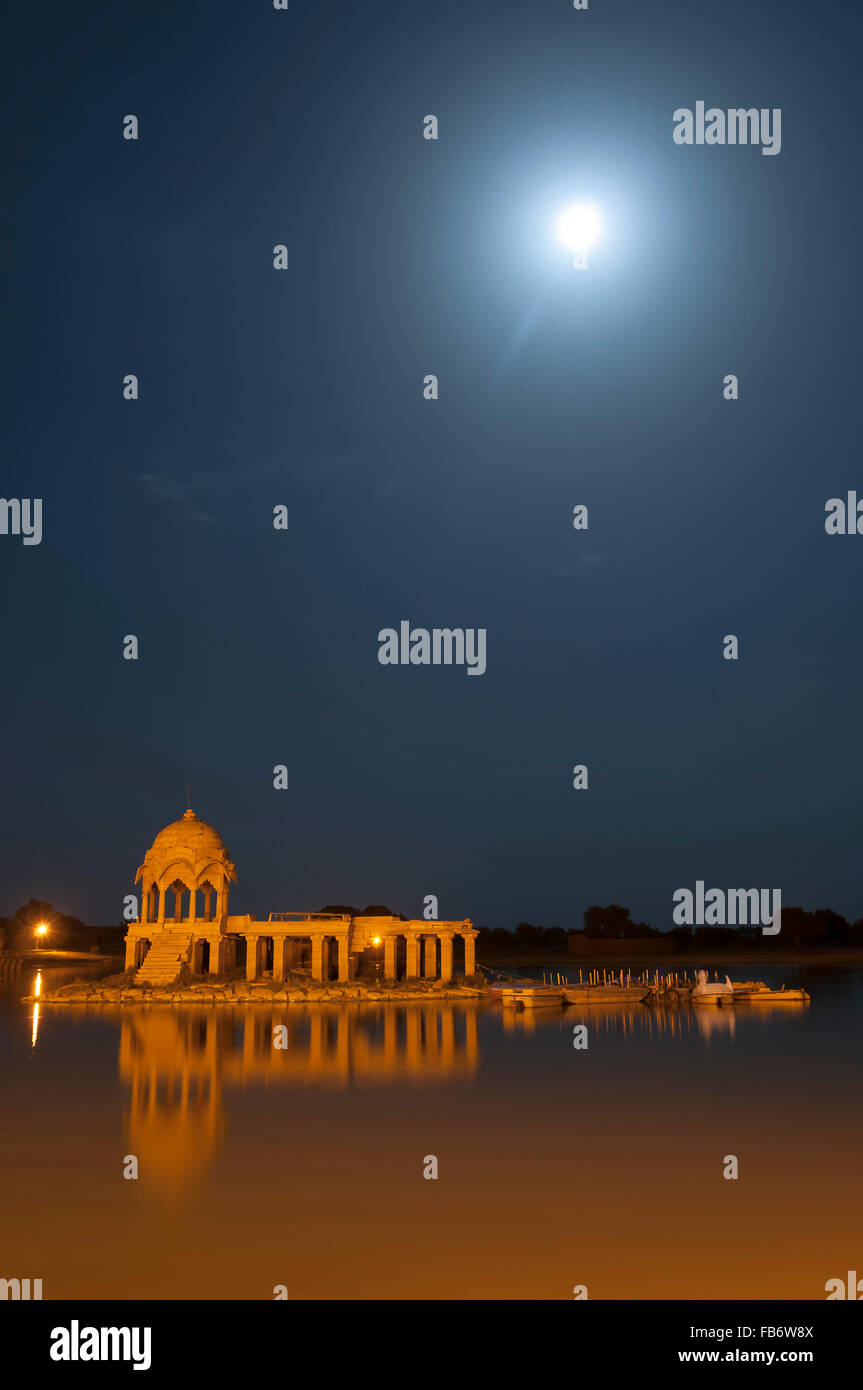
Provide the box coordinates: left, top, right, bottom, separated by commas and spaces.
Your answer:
240, 928, 477, 982
139, 879, 230, 926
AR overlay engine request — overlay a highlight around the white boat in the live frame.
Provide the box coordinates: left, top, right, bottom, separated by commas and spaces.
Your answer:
691, 969, 735, 1005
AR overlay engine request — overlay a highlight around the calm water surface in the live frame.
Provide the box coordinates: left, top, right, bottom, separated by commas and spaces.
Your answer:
1, 961, 861, 1299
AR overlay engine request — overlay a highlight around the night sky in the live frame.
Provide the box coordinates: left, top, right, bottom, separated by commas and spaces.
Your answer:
3, 0, 861, 931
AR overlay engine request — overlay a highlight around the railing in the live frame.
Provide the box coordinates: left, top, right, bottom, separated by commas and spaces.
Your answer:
266, 912, 351, 923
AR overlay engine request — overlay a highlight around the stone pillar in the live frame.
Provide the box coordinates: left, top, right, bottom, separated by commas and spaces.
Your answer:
439, 933, 454, 983
246, 935, 259, 981
423, 935, 438, 979
209, 939, 222, 976
311, 935, 325, 981
188, 887, 197, 924
157, 886, 166, 925
405, 935, 420, 979
384, 936, 398, 980
273, 937, 286, 982
216, 877, 229, 921
338, 936, 349, 982
124, 936, 137, 970
174, 888, 183, 923
141, 890, 149, 925
463, 933, 476, 977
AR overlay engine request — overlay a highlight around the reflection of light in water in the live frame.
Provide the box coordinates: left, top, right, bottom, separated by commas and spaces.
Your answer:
501, 1000, 806, 1044
695, 1004, 736, 1041
31, 972, 42, 1046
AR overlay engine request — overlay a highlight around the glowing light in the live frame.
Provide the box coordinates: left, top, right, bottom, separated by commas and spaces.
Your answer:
555, 203, 602, 254
36, 924, 48, 936
372, 937, 382, 947
34, 971, 42, 996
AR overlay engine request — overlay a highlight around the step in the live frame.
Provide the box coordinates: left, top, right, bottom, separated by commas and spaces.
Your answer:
135, 934, 192, 985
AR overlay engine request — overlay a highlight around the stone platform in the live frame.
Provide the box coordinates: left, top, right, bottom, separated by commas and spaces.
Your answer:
28, 978, 488, 1006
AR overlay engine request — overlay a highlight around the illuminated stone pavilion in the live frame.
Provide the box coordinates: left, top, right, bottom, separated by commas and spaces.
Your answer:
124, 809, 477, 986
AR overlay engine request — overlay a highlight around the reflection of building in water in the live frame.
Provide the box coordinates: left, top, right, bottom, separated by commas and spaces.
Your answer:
120, 1004, 479, 1192
125, 809, 478, 985
503, 1001, 800, 1039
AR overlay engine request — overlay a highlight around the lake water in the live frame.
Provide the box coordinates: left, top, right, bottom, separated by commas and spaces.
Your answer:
1, 960, 860, 1299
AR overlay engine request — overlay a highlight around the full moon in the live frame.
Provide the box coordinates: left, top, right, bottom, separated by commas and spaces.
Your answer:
555, 202, 602, 254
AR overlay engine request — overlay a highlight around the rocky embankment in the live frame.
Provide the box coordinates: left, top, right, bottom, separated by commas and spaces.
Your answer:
29, 977, 487, 1005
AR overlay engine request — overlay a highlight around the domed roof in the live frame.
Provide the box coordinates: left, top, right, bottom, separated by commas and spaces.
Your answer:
136, 809, 236, 884
150, 809, 228, 858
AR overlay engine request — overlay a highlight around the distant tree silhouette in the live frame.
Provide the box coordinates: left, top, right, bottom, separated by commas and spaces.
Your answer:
814, 908, 849, 943
583, 904, 652, 939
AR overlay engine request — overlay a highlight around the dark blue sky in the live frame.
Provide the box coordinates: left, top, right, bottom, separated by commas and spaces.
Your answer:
3, 0, 861, 929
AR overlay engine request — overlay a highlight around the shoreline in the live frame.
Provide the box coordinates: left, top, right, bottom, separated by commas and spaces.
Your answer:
481, 949, 863, 968
26, 947, 862, 1006
29, 979, 487, 1006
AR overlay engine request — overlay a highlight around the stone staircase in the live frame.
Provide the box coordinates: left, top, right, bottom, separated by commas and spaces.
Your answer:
134, 933, 192, 986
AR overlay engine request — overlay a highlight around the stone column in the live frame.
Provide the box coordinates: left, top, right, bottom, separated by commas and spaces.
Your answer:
439, 933, 454, 983
209, 939, 223, 976
216, 877, 229, 922
141, 890, 149, 925
423, 935, 438, 979
246, 935, 259, 981
405, 935, 420, 979
384, 936, 398, 980
174, 888, 183, 923
463, 932, 476, 977
124, 936, 137, 970
157, 886, 166, 925
273, 937, 286, 982
338, 936, 349, 982
311, 935, 325, 982
188, 887, 197, 924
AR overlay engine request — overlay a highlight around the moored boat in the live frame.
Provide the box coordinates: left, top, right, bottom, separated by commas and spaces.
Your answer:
732, 986, 810, 1003
562, 985, 650, 1004
499, 986, 565, 1009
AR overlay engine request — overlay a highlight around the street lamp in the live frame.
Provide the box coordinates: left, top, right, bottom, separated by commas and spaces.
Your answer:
35, 924, 48, 950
